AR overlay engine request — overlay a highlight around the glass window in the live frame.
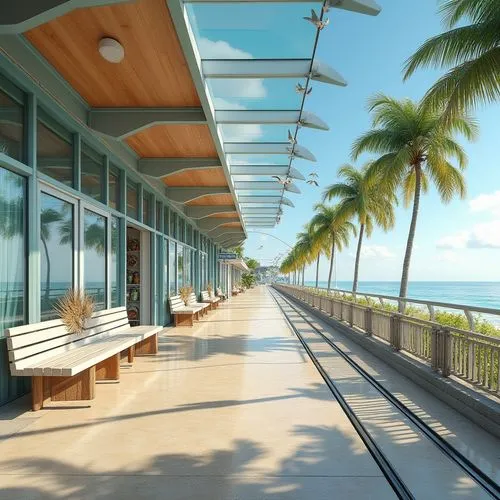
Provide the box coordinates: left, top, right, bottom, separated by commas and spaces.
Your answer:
109, 165, 120, 211
200, 253, 207, 290
0, 88, 23, 162
177, 243, 184, 288
143, 192, 151, 226
127, 180, 138, 219
183, 247, 192, 286
37, 109, 73, 186
84, 209, 106, 310
40, 192, 74, 320
162, 239, 169, 323
0, 167, 25, 332
111, 216, 121, 307
164, 207, 169, 235
156, 201, 162, 231
169, 240, 176, 295
81, 143, 104, 201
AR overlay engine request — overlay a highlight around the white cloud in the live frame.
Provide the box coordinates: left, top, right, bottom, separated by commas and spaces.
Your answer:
436, 250, 460, 264
469, 191, 500, 216
198, 38, 253, 59
437, 220, 500, 249
359, 245, 395, 259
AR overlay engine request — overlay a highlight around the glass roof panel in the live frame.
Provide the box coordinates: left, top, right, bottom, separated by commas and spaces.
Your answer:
186, 3, 322, 59
208, 78, 305, 111
220, 124, 291, 143
227, 154, 290, 165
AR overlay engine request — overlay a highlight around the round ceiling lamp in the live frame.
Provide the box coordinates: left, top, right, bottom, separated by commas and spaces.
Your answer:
98, 37, 125, 63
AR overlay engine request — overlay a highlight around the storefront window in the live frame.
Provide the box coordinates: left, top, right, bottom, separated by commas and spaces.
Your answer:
164, 207, 169, 235
177, 243, 184, 288
0, 87, 23, 162
183, 247, 191, 286
109, 165, 120, 211
111, 216, 121, 307
156, 201, 162, 231
143, 192, 151, 226
127, 180, 138, 219
84, 209, 106, 310
170, 211, 177, 239
81, 143, 104, 201
40, 192, 74, 320
0, 167, 25, 331
37, 109, 73, 186
169, 240, 176, 295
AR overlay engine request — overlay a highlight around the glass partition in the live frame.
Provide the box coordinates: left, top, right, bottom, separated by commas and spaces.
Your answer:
0, 87, 24, 162
110, 216, 120, 307
84, 209, 106, 310
127, 180, 138, 219
109, 165, 120, 211
81, 143, 104, 201
177, 243, 184, 288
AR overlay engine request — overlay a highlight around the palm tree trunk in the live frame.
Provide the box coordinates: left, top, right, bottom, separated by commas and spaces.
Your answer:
399, 165, 422, 308
353, 223, 365, 293
302, 266, 305, 286
327, 240, 335, 293
315, 254, 320, 288
41, 235, 51, 304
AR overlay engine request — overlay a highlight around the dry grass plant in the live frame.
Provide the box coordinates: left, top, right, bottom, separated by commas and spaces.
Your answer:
54, 289, 94, 334
179, 285, 193, 306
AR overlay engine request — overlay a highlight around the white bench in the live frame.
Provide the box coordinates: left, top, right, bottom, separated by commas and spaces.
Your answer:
169, 295, 204, 327
5, 307, 161, 411
201, 291, 221, 310
216, 288, 227, 301
188, 292, 211, 315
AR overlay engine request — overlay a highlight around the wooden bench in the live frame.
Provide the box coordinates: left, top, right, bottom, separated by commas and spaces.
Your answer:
232, 288, 239, 296
5, 307, 161, 411
169, 295, 204, 327
201, 291, 221, 310
188, 292, 211, 316
216, 288, 227, 301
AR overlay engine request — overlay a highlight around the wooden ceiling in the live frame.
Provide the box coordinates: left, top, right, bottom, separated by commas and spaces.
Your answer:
24, 0, 241, 224
207, 212, 239, 218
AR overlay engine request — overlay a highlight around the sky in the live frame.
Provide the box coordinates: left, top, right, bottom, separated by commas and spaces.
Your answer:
189, 0, 500, 282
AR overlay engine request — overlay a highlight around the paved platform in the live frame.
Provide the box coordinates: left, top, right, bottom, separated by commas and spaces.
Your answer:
0, 286, 497, 499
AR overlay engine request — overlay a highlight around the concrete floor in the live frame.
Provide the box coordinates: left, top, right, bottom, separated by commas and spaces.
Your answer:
0, 286, 497, 499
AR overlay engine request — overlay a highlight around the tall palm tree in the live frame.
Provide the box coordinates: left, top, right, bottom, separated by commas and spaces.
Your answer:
352, 94, 476, 303
323, 164, 396, 293
404, 0, 500, 118
310, 204, 357, 293
295, 222, 323, 288
40, 208, 63, 306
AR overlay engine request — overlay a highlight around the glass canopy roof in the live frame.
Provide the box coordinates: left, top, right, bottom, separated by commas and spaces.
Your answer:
177, 0, 382, 234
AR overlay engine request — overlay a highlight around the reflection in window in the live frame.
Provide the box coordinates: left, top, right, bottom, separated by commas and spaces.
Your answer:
177, 243, 184, 289
183, 247, 192, 286
0, 167, 25, 332
163, 239, 169, 324
127, 180, 138, 219
37, 109, 73, 186
84, 209, 106, 310
40, 192, 73, 320
170, 211, 176, 239
0, 88, 23, 161
143, 192, 151, 226
169, 241, 176, 295
111, 216, 120, 307
81, 143, 104, 201
109, 166, 120, 210
164, 207, 169, 235
156, 201, 162, 231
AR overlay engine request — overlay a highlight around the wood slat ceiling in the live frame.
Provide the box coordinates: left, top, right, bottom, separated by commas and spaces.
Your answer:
163, 167, 227, 187
187, 194, 235, 206
126, 124, 218, 158
220, 222, 243, 228
25, 0, 199, 107
207, 212, 239, 218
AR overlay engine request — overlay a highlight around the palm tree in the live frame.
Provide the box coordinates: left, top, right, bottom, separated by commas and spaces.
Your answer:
404, 0, 500, 119
323, 164, 396, 293
40, 208, 63, 306
352, 94, 476, 303
310, 204, 357, 293
295, 222, 323, 288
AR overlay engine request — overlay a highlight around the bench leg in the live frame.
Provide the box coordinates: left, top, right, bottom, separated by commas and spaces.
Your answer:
128, 345, 135, 363
39, 367, 96, 407
135, 333, 158, 355
96, 354, 121, 381
176, 313, 194, 326
32, 376, 49, 411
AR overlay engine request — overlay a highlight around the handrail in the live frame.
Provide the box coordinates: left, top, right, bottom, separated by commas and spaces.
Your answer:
308, 285, 500, 332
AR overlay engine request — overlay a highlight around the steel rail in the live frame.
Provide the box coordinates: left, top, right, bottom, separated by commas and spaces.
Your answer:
270, 286, 500, 500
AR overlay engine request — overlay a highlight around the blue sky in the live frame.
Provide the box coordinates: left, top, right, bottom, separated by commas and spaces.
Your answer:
189, 1, 500, 282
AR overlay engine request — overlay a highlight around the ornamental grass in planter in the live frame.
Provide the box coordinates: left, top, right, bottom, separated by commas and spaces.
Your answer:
54, 289, 94, 334
179, 285, 193, 306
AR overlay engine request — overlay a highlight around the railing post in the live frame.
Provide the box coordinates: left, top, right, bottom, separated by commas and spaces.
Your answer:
390, 314, 401, 350
442, 328, 451, 377
431, 327, 439, 371
349, 303, 354, 327
365, 308, 373, 335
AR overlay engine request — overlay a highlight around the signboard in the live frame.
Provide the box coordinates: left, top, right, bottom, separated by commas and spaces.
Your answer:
218, 252, 238, 260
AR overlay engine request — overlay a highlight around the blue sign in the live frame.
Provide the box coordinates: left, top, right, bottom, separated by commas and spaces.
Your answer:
218, 252, 238, 260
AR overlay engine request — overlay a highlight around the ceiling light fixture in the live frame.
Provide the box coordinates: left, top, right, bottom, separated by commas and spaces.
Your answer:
98, 37, 124, 63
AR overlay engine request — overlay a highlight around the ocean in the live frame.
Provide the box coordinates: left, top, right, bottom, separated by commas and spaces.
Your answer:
303, 281, 500, 311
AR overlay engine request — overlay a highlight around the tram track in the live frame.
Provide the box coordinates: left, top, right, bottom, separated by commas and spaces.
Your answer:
269, 286, 500, 500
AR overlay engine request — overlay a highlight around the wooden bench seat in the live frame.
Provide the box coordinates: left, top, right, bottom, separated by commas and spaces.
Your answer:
5, 307, 161, 410
201, 291, 221, 310
188, 292, 211, 315
169, 295, 204, 327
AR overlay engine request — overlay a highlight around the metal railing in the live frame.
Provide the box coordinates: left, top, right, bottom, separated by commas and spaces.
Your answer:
274, 284, 500, 396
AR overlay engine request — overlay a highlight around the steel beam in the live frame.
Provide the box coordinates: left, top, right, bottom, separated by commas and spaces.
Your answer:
197, 217, 240, 231
185, 205, 236, 219
216, 110, 329, 131
202, 59, 347, 87
139, 157, 221, 178
165, 186, 230, 204
183, 0, 382, 17
89, 107, 206, 139
0, 0, 132, 34
235, 181, 301, 194
225, 143, 316, 162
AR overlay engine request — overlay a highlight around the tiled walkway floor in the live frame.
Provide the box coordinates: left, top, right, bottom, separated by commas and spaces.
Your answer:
0, 286, 497, 499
